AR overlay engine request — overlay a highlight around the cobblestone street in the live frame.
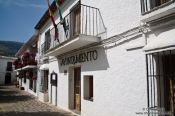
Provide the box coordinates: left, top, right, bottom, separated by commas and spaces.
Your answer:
0, 85, 76, 116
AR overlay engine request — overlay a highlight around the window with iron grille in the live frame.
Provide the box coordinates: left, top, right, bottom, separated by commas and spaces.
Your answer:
146, 50, 175, 115
41, 30, 51, 55
6, 62, 12, 71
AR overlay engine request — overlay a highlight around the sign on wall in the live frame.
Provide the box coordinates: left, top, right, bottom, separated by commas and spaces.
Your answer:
60, 50, 98, 66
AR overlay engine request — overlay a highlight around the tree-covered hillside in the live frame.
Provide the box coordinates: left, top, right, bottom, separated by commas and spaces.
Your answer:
0, 41, 23, 57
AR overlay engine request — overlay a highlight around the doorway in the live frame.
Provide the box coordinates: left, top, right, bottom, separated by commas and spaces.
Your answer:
5, 73, 11, 84
74, 67, 81, 111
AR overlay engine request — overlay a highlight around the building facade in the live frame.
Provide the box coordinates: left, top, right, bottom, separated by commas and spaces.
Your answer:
0, 56, 16, 85
141, 0, 175, 115
36, 0, 146, 116
14, 32, 38, 96
14, 0, 175, 116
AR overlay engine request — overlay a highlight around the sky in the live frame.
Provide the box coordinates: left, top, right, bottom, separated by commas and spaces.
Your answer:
0, 0, 53, 43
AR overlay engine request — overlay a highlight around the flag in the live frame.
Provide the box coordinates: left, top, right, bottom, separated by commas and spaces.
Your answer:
54, 0, 69, 38
46, 0, 59, 42
54, 0, 63, 21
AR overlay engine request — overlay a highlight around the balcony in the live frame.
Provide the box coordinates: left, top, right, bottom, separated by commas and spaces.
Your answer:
22, 52, 37, 67
42, 4, 106, 56
13, 52, 37, 71
141, 0, 175, 23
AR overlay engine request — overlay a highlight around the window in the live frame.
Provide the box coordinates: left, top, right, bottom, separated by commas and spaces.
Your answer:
42, 30, 51, 55
6, 62, 12, 71
84, 75, 93, 101
146, 50, 175, 114
141, 0, 171, 13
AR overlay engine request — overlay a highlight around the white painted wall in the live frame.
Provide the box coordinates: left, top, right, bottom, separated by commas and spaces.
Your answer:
0, 57, 16, 85
55, 35, 147, 116
81, 47, 147, 116
81, 0, 141, 39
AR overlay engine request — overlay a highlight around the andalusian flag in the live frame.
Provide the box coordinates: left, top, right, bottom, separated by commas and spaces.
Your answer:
54, 0, 69, 38
54, 0, 63, 21
46, 0, 59, 42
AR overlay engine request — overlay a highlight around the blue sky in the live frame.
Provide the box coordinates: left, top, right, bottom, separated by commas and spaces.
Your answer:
0, 0, 53, 43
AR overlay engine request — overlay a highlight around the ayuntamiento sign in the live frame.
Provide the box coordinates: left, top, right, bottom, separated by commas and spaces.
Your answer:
60, 50, 98, 66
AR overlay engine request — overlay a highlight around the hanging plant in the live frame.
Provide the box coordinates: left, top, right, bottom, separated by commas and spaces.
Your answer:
23, 52, 30, 58
32, 76, 37, 80
13, 58, 21, 68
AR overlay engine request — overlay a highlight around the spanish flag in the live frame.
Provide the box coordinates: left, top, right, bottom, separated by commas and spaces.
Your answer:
46, 0, 59, 42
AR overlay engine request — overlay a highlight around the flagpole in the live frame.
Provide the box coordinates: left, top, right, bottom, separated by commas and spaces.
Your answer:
46, 0, 59, 42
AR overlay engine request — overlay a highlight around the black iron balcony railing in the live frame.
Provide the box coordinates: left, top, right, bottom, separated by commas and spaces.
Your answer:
41, 3, 106, 55
41, 40, 51, 55
141, 0, 174, 14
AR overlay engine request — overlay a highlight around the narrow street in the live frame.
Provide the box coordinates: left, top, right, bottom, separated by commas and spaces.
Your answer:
0, 85, 76, 116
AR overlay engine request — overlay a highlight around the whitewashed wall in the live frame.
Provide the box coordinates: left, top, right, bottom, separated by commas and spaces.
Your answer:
55, 35, 147, 116
81, 0, 141, 39
0, 57, 16, 85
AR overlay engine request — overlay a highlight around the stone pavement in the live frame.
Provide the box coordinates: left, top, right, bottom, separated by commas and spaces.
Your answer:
0, 85, 77, 116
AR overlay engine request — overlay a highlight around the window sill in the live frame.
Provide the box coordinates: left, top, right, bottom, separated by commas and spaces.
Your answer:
84, 97, 93, 102
141, 1, 175, 23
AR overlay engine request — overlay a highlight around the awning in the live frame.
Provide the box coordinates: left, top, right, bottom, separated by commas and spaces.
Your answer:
143, 29, 175, 53
39, 64, 49, 70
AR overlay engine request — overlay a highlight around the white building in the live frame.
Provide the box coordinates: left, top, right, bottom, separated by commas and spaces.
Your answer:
14, 32, 38, 96
14, 0, 175, 116
0, 56, 16, 85
141, 0, 175, 115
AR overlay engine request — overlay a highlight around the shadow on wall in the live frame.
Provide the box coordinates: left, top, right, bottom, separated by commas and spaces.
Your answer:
104, 34, 142, 50
57, 47, 109, 72
0, 111, 77, 116
149, 21, 175, 37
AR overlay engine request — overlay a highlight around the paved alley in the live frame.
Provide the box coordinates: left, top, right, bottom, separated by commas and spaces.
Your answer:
0, 85, 76, 116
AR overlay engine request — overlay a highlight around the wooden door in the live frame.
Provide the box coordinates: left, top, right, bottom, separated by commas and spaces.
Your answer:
74, 67, 81, 111
44, 70, 49, 92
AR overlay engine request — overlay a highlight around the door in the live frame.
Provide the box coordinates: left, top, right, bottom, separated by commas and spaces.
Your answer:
5, 73, 11, 84
74, 67, 81, 111
72, 5, 81, 36
44, 70, 49, 92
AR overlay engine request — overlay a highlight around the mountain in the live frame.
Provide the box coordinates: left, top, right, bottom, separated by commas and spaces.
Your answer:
0, 41, 23, 57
